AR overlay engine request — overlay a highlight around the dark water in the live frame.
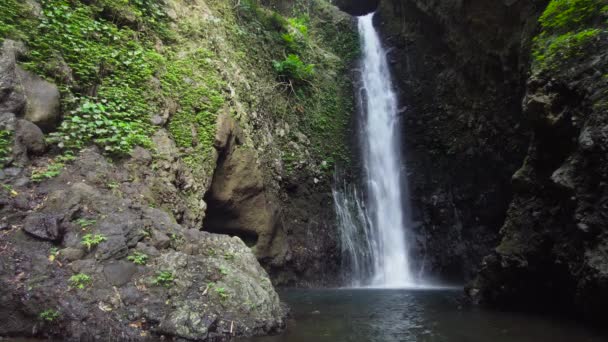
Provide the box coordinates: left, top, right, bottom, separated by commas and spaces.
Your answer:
241, 288, 606, 342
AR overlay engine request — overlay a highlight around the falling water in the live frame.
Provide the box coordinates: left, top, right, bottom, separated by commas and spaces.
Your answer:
334, 12, 416, 288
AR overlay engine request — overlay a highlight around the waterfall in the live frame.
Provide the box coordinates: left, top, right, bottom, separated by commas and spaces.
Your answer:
334, 12, 416, 288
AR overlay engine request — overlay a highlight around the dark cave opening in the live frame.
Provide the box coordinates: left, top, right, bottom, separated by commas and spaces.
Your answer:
334, 0, 380, 16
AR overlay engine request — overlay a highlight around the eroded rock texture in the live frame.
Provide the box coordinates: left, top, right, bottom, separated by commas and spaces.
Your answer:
0, 148, 285, 340
374, 0, 544, 281
470, 1, 608, 324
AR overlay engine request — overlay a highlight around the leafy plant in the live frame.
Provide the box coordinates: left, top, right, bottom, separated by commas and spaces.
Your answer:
39, 309, 60, 322
272, 54, 315, 83
288, 16, 309, 37
69, 273, 92, 289
219, 266, 229, 276
81, 233, 107, 250
75, 218, 97, 229
127, 251, 149, 265
31, 161, 64, 182
223, 252, 235, 261
532, 0, 607, 71
215, 286, 229, 300
48, 98, 152, 155
153, 271, 174, 287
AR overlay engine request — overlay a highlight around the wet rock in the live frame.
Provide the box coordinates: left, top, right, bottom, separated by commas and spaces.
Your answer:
103, 261, 137, 286
60, 247, 85, 262
23, 213, 62, 242
15, 119, 45, 155
0, 40, 26, 115
95, 235, 128, 261
16, 67, 61, 132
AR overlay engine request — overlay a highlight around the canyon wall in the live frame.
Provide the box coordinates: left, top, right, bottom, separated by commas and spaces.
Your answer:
374, 0, 545, 281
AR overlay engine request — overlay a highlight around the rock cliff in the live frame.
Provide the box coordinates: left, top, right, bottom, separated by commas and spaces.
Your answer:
0, 0, 357, 339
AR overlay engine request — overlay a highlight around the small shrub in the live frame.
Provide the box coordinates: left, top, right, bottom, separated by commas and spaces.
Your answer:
288, 16, 309, 37
39, 309, 60, 322
272, 54, 315, 83
69, 273, 92, 289
153, 271, 174, 287
81, 233, 107, 250
127, 251, 149, 265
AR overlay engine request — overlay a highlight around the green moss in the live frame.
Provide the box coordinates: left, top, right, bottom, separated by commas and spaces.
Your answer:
0, 0, 32, 42
533, 0, 607, 72
162, 48, 225, 169
539, 0, 605, 32
533, 28, 600, 67
0, 0, 168, 155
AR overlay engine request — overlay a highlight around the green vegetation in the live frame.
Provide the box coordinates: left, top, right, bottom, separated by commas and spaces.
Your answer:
539, 0, 604, 31
69, 273, 92, 289
214, 286, 229, 300
81, 233, 107, 250
39, 309, 60, 322
31, 161, 64, 182
0, 0, 165, 155
75, 218, 97, 229
533, 0, 607, 71
153, 271, 174, 287
162, 48, 225, 168
2, 0, 358, 178
0, 130, 12, 166
49, 98, 152, 154
49, 247, 60, 257
273, 54, 315, 83
127, 251, 149, 265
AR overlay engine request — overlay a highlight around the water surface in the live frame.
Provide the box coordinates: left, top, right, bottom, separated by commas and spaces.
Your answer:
241, 288, 605, 342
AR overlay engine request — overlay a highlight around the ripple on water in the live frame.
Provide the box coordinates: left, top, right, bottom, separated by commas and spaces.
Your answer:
239, 289, 607, 342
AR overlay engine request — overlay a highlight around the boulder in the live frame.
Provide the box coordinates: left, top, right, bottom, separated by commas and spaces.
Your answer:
15, 119, 45, 155
16, 67, 61, 132
23, 213, 62, 242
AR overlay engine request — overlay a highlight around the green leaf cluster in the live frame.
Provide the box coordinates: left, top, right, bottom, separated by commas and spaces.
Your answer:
39, 309, 61, 322
533, 0, 607, 71
69, 273, 92, 289
48, 98, 152, 154
31, 161, 64, 182
127, 251, 149, 265
273, 54, 315, 83
153, 270, 174, 287
81, 233, 107, 250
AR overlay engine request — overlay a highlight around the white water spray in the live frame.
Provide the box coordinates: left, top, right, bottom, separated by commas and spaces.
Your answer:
334, 12, 416, 288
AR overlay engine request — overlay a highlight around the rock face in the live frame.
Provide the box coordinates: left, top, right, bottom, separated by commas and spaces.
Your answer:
469, 1, 608, 324
0, 0, 358, 338
17, 66, 61, 132
374, 0, 542, 281
204, 114, 286, 261
0, 149, 285, 340
0, 40, 61, 132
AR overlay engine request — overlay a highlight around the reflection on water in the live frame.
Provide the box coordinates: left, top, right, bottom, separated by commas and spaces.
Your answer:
240, 288, 606, 342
